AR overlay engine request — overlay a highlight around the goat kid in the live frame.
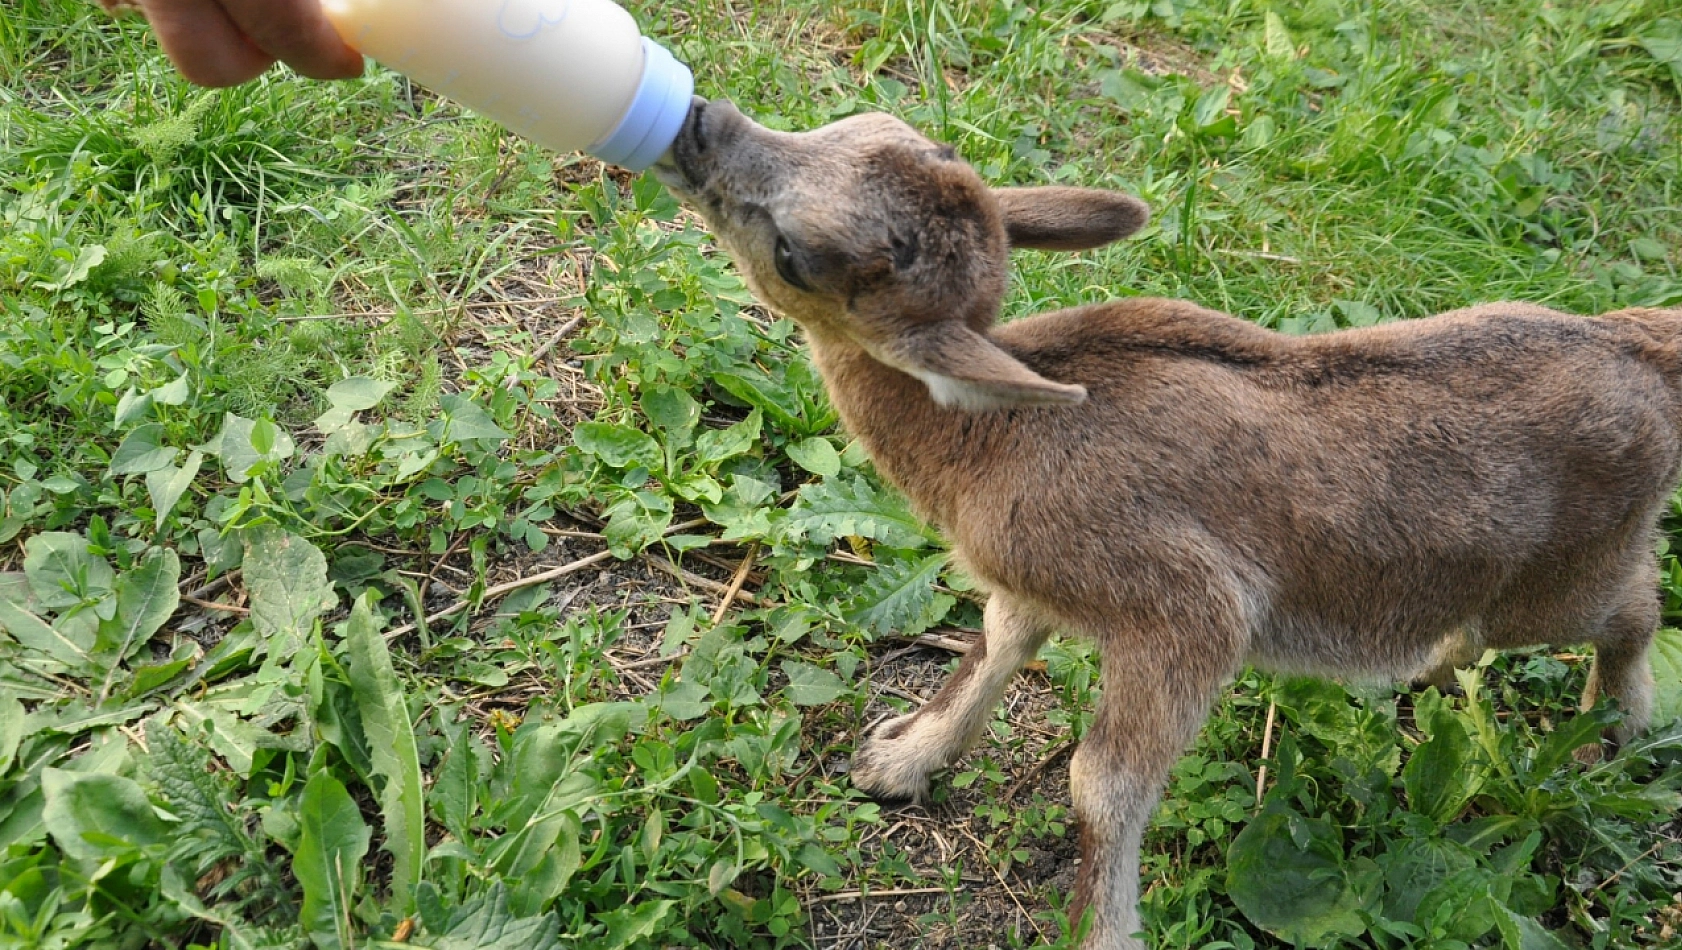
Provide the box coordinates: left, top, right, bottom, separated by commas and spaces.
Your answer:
653, 99, 1680, 950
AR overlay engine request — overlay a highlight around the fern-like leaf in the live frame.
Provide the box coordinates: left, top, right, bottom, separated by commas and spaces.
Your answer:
146, 720, 289, 912
847, 551, 955, 638
784, 476, 935, 550
146, 719, 248, 849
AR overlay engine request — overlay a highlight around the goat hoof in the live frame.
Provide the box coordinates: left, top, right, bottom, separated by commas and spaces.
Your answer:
850, 716, 934, 803
1571, 741, 1606, 766
1408, 678, 1464, 697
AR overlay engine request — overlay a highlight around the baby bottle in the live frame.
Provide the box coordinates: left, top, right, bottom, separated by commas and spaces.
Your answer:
321, 0, 694, 171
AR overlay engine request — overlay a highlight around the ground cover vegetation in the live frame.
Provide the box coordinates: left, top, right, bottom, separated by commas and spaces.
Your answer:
2, 0, 1682, 947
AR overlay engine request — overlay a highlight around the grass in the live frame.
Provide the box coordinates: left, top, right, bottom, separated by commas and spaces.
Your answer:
1, 0, 1681, 947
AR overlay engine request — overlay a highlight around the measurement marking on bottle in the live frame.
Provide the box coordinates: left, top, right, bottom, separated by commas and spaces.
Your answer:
497, 0, 571, 39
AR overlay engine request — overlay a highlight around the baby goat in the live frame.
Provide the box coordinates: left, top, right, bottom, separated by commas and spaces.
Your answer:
654, 99, 1679, 949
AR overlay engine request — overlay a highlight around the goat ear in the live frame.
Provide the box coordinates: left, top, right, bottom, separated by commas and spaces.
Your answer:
887, 323, 1087, 410
993, 186, 1149, 251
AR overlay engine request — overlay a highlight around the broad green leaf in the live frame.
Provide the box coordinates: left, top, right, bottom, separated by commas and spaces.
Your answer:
127, 648, 194, 695
494, 807, 582, 901
786, 437, 841, 479
641, 385, 701, 443
1378, 834, 1477, 922
1334, 299, 1383, 328
40, 475, 79, 494
1402, 705, 1481, 824
434, 732, 481, 839
294, 770, 370, 950
440, 394, 511, 442
315, 654, 376, 781
1650, 626, 1682, 725
41, 769, 168, 861
497, 704, 646, 828
712, 367, 807, 433
423, 882, 564, 950
172, 702, 268, 777
393, 445, 438, 479
36, 244, 106, 291
695, 410, 762, 466
1273, 677, 1400, 775
1227, 804, 1365, 947
575, 421, 661, 470
1531, 703, 1617, 777
24, 532, 114, 612
1630, 237, 1669, 262
151, 373, 192, 406
1414, 867, 1503, 943
597, 900, 675, 950
114, 387, 154, 427
143, 722, 242, 847
668, 472, 724, 505
318, 377, 397, 431
1099, 68, 1154, 112
1263, 10, 1295, 60
93, 546, 180, 672
243, 526, 336, 661
343, 593, 424, 915
249, 418, 284, 456
707, 858, 738, 896
0, 596, 86, 666
207, 413, 295, 483
1501, 910, 1574, 950
1192, 84, 1231, 131
26, 702, 151, 739
0, 690, 22, 774
653, 678, 711, 721
0, 784, 47, 850
322, 420, 377, 457
110, 423, 178, 475
145, 451, 202, 529
602, 490, 672, 556
700, 474, 778, 539
327, 376, 395, 412
1446, 814, 1534, 852
798, 841, 843, 877
1640, 18, 1682, 89
781, 660, 847, 705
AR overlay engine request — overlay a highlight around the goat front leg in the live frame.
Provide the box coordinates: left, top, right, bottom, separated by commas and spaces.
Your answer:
851, 595, 1053, 802
1072, 627, 1234, 950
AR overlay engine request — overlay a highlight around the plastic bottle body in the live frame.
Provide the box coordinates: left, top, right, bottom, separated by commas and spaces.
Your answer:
321, 0, 692, 170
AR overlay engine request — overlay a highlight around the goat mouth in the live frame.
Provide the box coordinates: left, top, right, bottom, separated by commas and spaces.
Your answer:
651, 97, 710, 194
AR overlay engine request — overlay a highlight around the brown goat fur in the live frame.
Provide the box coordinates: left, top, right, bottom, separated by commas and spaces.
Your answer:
654, 99, 1678, 949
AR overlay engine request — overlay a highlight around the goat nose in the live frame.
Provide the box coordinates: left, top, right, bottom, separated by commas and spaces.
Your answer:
687, 97, 709, 153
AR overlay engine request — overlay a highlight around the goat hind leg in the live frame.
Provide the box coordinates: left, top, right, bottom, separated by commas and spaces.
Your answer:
1579, 580, 1659, 756
851, 595, 1052, 802
1409, 626, 1481, 695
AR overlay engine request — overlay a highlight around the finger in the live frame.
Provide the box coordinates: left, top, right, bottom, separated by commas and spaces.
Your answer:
219, 0, 364, 81
138, 0, 275, 87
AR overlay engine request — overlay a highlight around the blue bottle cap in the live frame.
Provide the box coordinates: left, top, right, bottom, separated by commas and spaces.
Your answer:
590, 37, 694, 171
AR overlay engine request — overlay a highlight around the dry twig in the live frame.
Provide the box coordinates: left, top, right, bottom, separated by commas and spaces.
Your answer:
383, 549, 613, 640
815, 885, 963, 903
1254, 699, 1279, 808
710, 541, 762, 625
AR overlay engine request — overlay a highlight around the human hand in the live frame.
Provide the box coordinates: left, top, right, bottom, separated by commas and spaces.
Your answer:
108, 0, 364, 87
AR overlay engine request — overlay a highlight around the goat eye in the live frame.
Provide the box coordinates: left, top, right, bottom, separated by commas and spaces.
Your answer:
774, 236, 810, 291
